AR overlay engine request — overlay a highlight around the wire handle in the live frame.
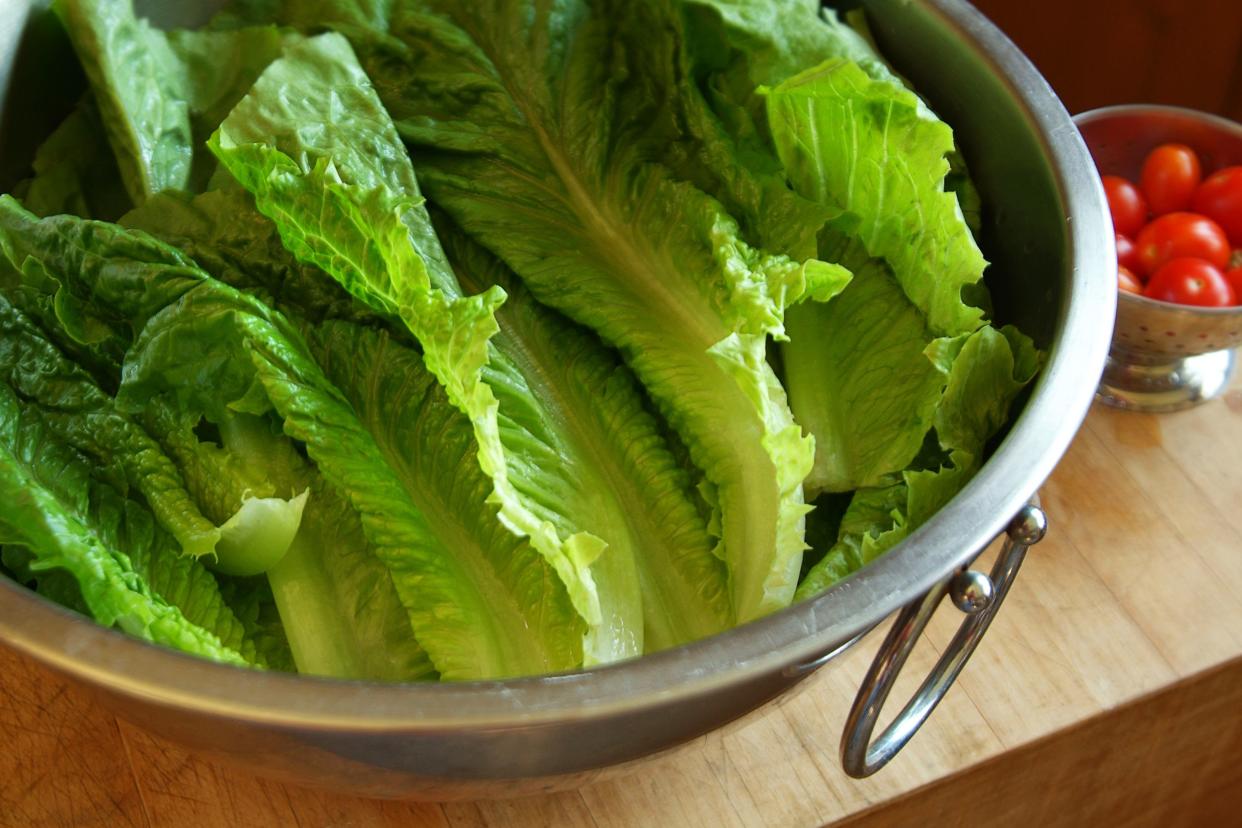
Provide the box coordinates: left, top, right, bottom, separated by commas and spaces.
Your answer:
840, 501, 1047, 778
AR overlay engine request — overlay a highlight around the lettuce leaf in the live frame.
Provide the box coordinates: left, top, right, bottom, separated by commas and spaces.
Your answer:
0, 367, 250, 666
143, 392, 434, 680
765, 60, 986, 337
120, 187, 377, 326
51, 0, 292, 203
210, 33, 627, 660
52, 0, 193, 203
798, 325, 1040, 599
438, 218, 732, 651
0, 195, 583, 679
267, 9, 849, 622
783, 244, 950, 493
664, 3, 1042, 594
0, 198, 310, 571
305, 320, 583, 676
210, 32, 744, 656
264, 475, 439, 681
0, 287, 220, 558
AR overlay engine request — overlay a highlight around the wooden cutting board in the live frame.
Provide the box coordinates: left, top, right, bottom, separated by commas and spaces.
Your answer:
3, 375, 1242, 827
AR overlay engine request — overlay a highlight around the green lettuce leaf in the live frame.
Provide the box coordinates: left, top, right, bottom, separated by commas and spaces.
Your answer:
212, 33, 645, 659
51, 0, 293, 203
305, 320, 584, 676
683, 1, 910, 97
797, 325, 1040, 599
120, 187, 377, 325
794, 482, 908, 600
0, 198, 309, 569
0, 380, 250, 666
438, 218, 731, 651
52, 0, 193, 203
765, 59, 986, 336
908, 325, 1041, 526
265, 475, 439, 681
783, 243, 950, 494
3, 544, 91, 616
0, 287, 293, 665
143, 394, 435, 681
165, 26, 294, 190
0, 197, 497, 677
14, 195, 583, 678
655, 2, 991, 483
269, 9, 848, 622
0, 279, 215, 559
664, 4, 1029, 515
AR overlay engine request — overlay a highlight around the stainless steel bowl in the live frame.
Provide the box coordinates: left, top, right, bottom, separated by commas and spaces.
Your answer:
0, 0, 1114, 797
1077, 105, 1242, 412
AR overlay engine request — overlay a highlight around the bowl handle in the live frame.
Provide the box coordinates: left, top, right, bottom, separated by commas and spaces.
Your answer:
840, 500, 1047, 778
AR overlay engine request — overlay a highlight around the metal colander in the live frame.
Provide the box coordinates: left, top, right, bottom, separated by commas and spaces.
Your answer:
1076, 105, 1242, 412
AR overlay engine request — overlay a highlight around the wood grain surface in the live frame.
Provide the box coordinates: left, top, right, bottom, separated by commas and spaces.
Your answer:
4, 377, 1242, 827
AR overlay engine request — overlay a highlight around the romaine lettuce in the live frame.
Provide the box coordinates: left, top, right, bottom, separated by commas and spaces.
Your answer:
0, 0, 1042, 678
0, 197, 581, 679
262, 8, 851, 623
210, 33, 734, 656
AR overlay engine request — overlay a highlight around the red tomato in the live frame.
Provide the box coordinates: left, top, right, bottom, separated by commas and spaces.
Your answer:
1115, 232, 1143, 276
1225, 266, 1242, 305
1135, 212, 1231, 274
1140, 143, 1202, 215
1192, 166, 1242, 246
1102, 175, 1148, 236
1118, 265, 1143, 294
1144, 258, 1236, 307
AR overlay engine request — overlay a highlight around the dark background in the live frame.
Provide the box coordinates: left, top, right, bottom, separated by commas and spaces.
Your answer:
973, 0, 1242, 120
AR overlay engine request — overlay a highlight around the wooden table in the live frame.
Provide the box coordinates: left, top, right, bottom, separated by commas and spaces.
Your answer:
4, 377, 1242, 827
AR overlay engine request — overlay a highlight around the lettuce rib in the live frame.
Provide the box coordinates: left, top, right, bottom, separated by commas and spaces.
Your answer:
440, 222, 732, 651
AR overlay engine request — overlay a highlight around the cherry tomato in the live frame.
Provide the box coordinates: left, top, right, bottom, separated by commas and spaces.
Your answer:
1144, 258, 1236, 307
1118, 265, 1143, 294
1140, 143, 1202, 215
1115, 232, 1143, 276
1102, 175, 1148, 236
1225, 266, 1242, 305
1192, 166, 1242, 246
1135, 212, 1231, 274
